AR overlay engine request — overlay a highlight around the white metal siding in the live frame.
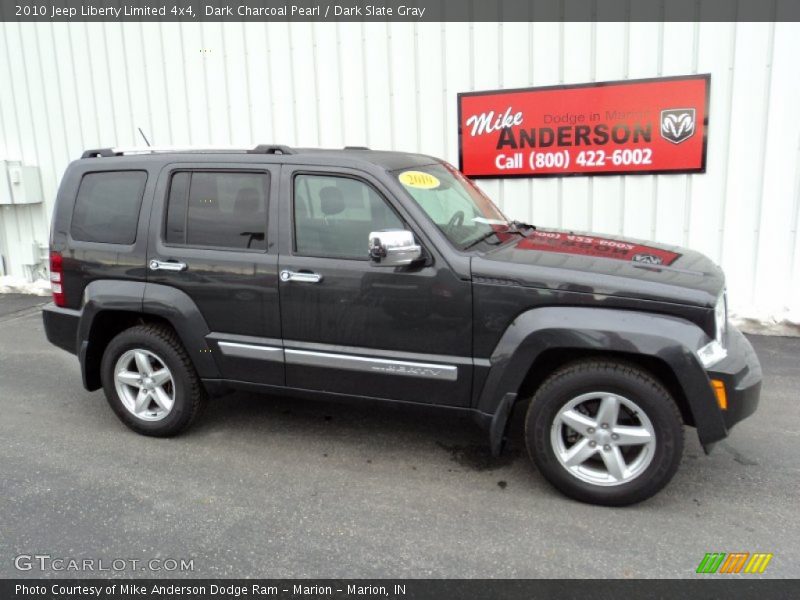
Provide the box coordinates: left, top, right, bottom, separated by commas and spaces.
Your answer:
1, 21, 799, 321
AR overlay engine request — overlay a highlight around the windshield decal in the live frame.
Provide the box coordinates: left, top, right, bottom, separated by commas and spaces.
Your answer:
472, 217, 508, 225
399, 170, 441, 190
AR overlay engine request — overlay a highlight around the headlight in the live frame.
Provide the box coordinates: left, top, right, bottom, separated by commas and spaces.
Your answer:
698, 293, 728, 368
714, 292, 727, 343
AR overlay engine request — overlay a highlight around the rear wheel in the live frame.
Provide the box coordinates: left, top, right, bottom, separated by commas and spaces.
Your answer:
101, 324, 206, 436
525, 360, 684, 506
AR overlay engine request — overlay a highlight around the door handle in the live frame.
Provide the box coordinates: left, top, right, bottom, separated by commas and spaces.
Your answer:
280, 269, 323, 283
149, 259, 187, 272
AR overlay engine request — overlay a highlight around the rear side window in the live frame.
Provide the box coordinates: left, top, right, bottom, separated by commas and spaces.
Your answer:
165, 171, 269, 251
70, 171, 147, 244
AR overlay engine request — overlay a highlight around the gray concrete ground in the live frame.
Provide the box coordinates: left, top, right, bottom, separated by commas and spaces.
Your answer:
0, 295, 798, 578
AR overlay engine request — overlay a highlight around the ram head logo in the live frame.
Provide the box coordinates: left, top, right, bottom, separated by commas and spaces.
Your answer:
660, 108, 696, 144
632, 253, 663, 265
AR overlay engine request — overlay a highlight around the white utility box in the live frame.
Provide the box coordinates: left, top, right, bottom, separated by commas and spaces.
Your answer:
0, 160, 43, 205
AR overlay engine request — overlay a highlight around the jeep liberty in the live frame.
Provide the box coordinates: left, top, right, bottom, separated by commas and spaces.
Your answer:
42, 145, 762, 505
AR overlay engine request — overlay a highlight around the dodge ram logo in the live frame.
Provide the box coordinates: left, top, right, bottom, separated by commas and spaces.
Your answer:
632, 253, 664, 265
660, 108, 696, 144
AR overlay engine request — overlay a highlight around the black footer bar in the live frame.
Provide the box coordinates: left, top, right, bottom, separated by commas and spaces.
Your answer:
3, 579, 799, 600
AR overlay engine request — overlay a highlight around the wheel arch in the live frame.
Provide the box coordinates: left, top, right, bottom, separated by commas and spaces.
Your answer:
479, 306, 727, 456
516, 348, 695, 428
80, 309, 176, 391
77, 280, 220, 391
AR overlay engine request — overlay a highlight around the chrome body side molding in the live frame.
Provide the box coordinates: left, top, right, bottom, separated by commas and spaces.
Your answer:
211, 335, 465, 381
217, 341, 284, 362
284, 349, 458, 382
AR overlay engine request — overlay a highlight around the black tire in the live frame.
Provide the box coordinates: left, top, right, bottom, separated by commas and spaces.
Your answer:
525, 360, 684, 506
100, 324, 206, 436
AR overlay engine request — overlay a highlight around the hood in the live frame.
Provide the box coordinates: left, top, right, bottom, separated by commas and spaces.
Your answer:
471, 228, 724, 307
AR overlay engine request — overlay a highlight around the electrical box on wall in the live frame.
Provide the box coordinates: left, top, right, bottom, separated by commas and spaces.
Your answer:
0, 160, 43, 205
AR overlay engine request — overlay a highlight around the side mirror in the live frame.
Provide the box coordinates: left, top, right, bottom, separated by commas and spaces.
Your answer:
368, 230, 422, 267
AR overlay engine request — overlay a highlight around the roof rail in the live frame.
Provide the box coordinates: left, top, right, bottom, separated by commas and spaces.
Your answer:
344, 146, 370, 150
248, 144, 296, 155
81, 148, 120, 158
80, 145, 297, 158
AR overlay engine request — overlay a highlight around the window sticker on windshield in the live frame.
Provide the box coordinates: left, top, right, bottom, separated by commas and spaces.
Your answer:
399, 170, 441, 189
472, 217, 508, 225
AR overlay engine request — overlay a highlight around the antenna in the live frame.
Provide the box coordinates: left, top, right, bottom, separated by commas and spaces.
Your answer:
138, 127, 151, 147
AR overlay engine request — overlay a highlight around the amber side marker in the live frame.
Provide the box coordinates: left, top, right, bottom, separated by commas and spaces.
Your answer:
711, 379, 728, 410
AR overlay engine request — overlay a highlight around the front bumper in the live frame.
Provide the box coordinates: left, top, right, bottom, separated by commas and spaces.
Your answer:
706, 326, 762, 432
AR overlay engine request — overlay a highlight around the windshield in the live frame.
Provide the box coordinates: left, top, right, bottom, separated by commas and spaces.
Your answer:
394, 163, 514, 250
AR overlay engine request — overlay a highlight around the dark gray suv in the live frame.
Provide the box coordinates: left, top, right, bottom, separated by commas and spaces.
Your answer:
42, 144, 761, 506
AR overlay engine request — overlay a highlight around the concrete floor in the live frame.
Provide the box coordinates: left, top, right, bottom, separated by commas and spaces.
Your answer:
1, 294, 797, 578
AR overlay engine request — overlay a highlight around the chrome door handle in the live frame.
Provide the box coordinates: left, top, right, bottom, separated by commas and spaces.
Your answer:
149, 259, 187, 272
280, 269, 322, 283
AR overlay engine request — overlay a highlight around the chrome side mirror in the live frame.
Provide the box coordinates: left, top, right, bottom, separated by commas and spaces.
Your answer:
368, 230, 421, 267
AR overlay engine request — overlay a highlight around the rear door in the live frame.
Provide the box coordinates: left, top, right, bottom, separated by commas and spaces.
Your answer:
276, 165, 473, 406
147, 162, 283, 385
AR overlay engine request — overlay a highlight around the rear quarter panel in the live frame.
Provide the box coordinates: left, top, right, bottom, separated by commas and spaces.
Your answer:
51, 159, 158, 310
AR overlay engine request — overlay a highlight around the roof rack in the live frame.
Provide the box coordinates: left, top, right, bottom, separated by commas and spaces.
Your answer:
81, 148, 121, 158
248, 144, 296, 155
80, 144, 296, 158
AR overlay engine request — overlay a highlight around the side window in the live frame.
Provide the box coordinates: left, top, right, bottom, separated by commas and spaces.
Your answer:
165, 171, 269, 251
71, 171, 147, 244
294, 174, 404, 259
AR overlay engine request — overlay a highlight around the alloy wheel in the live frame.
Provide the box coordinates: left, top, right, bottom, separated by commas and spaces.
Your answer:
113, 349, 176, 422
550, 392, 656, 486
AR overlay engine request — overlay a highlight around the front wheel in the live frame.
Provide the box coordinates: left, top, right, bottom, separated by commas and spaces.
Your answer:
525, 360, 684, 506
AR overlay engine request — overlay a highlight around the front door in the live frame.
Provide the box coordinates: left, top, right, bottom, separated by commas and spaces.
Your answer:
277, 166, 473, 406
147, 162, 283, 385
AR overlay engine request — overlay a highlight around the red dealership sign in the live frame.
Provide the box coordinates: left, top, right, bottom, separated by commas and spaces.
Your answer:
458, 75, 709, 178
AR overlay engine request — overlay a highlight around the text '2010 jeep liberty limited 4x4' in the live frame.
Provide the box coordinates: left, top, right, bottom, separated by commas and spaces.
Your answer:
43, 145, 762, 506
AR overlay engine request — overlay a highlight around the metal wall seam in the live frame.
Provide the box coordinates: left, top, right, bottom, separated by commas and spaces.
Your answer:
0, 22, 798, 323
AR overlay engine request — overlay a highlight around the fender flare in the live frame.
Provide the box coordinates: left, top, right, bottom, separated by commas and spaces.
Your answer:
478, 306, 727, 455
77, 280, 146, 390
77, 281, 220, 390
141, 282, 220, 379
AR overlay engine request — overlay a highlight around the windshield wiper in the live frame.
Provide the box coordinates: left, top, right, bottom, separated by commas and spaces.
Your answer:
462, 217, 538, 250
509, 219, 536, 233
462, 228, 510, 251
461, 217, 537, 251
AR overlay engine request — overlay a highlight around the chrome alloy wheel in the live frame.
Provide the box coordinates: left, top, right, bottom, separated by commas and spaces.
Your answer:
550, 392, 656, 486
114, 349, 176, 422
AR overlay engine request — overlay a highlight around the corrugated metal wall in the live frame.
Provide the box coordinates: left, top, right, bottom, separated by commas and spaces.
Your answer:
1, 21, 799, 320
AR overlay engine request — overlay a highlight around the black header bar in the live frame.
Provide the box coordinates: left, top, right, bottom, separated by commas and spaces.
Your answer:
2, 0, 799, 23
